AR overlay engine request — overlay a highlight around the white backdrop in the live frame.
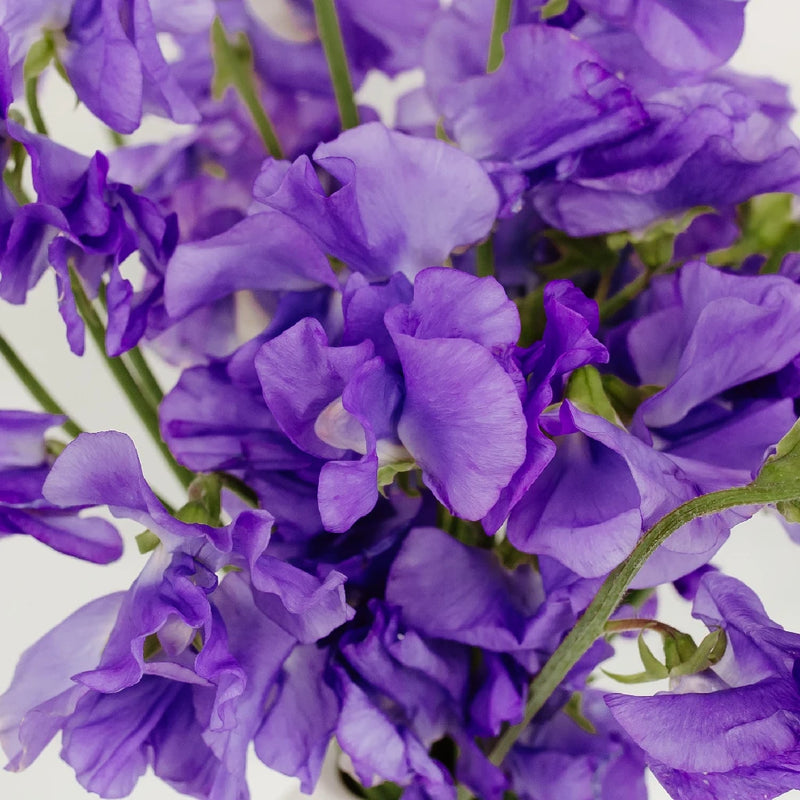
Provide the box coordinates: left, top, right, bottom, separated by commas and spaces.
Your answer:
1, 1, 800, 798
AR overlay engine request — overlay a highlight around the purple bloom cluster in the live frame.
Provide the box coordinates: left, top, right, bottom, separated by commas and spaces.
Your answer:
1, 2, 800, 800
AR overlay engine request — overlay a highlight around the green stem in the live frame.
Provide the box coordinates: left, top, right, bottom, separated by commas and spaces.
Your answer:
598, 270, 652, 321
475, 237, 495, 278
69, 267, 194, 489
25, 76, 48, 136
487, 0, 513, 72
312, 0, 359, 130
210, 18, 284, 160
0, 332, 82, 437
125, 346, 164, 407
488, 483, 800, 766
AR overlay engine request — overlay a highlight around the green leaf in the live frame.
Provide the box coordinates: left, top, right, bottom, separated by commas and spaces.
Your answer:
136, 530, 160, 554
562, 692, 598, 734
540, 0, 569, 19
565, 366, 621, 426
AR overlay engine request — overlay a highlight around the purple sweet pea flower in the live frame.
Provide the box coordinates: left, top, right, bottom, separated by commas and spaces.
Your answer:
607, 572, 800, 799
63, 0, 209, 132
0, 122, 177, 356
533, 79, 800, 235
483, 279, 608, 533
255, 267, 526, 529
0, 410, 122, 563
254, 123, 499, 280
579, 0, 748, 74
432, 23, 647, 171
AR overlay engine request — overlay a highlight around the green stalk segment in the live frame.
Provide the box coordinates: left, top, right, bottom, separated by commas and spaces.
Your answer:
312, 0, 359, 130
0, 332, 83, 437
68, 266, 194, 489
488, 483, 799, 765
211, 17, 285, 160
487, 0, 513, 72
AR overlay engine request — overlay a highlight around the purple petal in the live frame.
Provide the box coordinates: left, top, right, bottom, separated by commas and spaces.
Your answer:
255, 123, 498, 278
164, 210, 337, 320
390, 332, 525, 519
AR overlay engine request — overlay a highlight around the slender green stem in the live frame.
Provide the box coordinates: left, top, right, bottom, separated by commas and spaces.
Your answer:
210, 18, 284, 160
4, 141, 32, 205
0, 332, 82, 437
598, 270, 652, 321
475, 237, 495, 278
312, 0, 359, 130
487, 0, 513, 72
125, 347, 165, 407
234, 74, 284, 160
488, 483, 800, 766
69, 267, 194, 489
25, 76, 48, 136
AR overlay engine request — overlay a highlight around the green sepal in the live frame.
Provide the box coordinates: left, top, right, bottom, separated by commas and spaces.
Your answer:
638, 633, 669, 678
752, 418, 800, 499
23, 36, 56, 82
562, 692, 598, 734
540, 0, 569, 19
142, 633, 161, 660
601, 667, 662, 685
175, 500, 218, 526
514, 287, 546, 348
435, 117, 455, 144
662, 630, 697, 671
566, 366, 621, 426
609, 206, 712, 269
707, 193, 800, 273
669, 628, 727, 678
377, 461, 417, 494
338, 769, 402, 800
600, 375, 662, 426
187, 473, 223, 524
136, 530, 160, 554
602, 631, 669, 685
540, 231, 618, 281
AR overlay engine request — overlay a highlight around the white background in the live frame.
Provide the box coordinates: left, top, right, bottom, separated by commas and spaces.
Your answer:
1, 1, 800, 798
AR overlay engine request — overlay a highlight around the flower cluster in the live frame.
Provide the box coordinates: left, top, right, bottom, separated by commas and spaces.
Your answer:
2, 2, 800, 800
